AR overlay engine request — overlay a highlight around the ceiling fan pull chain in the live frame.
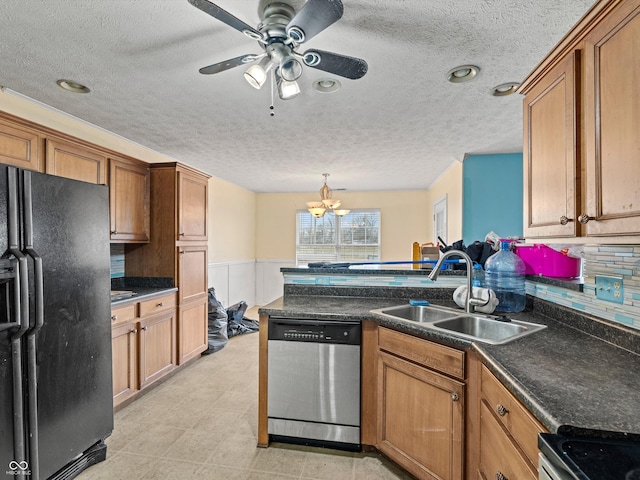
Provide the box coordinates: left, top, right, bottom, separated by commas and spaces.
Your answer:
269, 68, 275, 117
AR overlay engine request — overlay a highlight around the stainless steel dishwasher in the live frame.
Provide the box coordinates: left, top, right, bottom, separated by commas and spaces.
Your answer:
267, 318, 361, 449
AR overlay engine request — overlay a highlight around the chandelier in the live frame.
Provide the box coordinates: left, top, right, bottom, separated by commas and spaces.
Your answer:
306, 173, 350, 218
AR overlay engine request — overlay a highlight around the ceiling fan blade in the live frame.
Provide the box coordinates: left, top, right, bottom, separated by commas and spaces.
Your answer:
286, 0, 343, 43
188, 0, 264, 40
198, 54, 258, 75
302, 49, 368, 80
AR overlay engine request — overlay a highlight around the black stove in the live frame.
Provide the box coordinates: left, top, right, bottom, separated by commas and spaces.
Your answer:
539, 432, 640, 480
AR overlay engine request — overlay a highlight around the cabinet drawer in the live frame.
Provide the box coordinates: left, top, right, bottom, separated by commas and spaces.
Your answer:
139, 293, 176, 318
481, 365, 545, 467
378, 327, 464, 380
111, 303, 137, 325
479, 401, 537, 480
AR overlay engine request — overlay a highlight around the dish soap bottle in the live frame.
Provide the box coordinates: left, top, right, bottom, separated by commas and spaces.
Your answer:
484, 240, 526, 313
472, 263, 484, 288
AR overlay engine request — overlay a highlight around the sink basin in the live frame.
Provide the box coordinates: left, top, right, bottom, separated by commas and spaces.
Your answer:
431, 315, 547, 345
371, 303, 547, 344
374, 304, 459, 323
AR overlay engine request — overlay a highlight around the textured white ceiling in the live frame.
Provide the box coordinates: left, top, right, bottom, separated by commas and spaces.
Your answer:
0, 0, 594, 193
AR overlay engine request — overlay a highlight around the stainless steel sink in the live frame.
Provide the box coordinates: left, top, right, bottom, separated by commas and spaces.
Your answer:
430, 315, 546, 345
375, 304, 459, 323
371, 303, 547, 345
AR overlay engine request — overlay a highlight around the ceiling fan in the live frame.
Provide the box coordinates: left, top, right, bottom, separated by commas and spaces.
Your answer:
187, 0, 368, 100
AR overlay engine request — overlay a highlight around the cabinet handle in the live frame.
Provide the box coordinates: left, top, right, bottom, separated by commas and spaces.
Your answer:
578, 213, 595, 224
496, 404, 509, 416
559, 215, 573, 225
156, 302, 164, 307
111, 230, 118, 234
179, 250, 185, 255
451, 393, 459, 402
141, 326, 147, 331
496, 472, 508, 480
130, 328, 137, 334
179, 233, 185, 236
111, 315, 117, 321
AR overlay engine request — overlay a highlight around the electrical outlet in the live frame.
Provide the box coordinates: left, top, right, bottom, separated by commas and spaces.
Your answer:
595, 275, 624, 304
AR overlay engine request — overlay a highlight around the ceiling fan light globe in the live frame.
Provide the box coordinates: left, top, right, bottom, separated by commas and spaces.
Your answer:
278, 79, 301, 100
279, 57, 303, 81
243, 64, 268, 89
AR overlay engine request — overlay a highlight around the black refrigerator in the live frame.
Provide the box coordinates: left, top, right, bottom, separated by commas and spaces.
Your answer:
0, 164, 113, 480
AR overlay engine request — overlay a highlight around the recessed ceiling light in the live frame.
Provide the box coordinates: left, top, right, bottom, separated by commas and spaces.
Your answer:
491, 82, 521, 96
447, 65, 480, 83
313, 78, 341, 93
56, 79, 90, 94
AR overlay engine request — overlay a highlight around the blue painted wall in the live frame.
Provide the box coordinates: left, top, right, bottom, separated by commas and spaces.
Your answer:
462, 153, 523, 244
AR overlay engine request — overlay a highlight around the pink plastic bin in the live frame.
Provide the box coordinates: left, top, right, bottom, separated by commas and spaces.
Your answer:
514, 244, 582, 278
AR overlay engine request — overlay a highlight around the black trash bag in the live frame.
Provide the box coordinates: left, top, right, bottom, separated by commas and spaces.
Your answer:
202, 288, 228, 355
440, 239, 496, 269
226, 300, 260, 338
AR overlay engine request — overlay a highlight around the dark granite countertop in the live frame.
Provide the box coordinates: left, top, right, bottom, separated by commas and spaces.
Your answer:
110, 286, 177, 306
281, 265, 466, 275
259, 293, 640, 438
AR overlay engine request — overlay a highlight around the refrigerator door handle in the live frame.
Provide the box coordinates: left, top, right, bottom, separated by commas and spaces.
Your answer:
22, 170, 43, 480
5, 168, 29, 466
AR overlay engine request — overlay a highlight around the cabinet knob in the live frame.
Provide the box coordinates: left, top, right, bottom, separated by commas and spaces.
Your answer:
130, 328, 137, 334
179, 250, 185, 255
179, 232, 185, 236
559, 215, 573, 225
111, 230, 118, 234
578, 213, 595, 224
496, 472, 508, 480
496, 404, 509, 416
141, 326, 147, 331
111, 315, 117, 321
156, 302, 164, 307
451, 393, 459, 402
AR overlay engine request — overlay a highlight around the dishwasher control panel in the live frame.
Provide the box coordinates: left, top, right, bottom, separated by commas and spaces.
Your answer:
268, 318, 361, 345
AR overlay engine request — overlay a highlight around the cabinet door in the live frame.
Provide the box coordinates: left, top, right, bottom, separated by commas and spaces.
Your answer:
112, 321, 138, 407
178, 245, 208, 305
523, 52, 580, 238
0, 118, 43, 171
45, 137, 107, 184
109, 157, 150, 242
377, 351, 464, 480
177, 169, 208, 241
478, 402, 537, 480
139, 309, 176, 388
583, 1, 640, 236
178, 299, 208, 364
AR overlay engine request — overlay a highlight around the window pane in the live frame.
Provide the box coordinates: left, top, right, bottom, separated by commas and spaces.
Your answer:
296, 209, 380, 264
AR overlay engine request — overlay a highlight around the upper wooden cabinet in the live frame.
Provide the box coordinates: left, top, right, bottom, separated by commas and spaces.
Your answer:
582, 0, 640, 236
0, 118, 43, 171
45, 137, 107, 184
523, 52, 580, 238
177, 167, 208, 241
109, 156, 150, 243
519, 0, 640, 240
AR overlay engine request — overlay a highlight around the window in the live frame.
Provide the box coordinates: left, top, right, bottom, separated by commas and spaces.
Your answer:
296, 209, 380, 264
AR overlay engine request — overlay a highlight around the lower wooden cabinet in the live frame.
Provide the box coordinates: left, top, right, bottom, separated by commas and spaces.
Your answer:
376, 327, 465, 480
478, 365, 545, 479
111, 292, 177, 408
178, 298, 208, 364
111, 321, 138, 406
139, 309, 177, 388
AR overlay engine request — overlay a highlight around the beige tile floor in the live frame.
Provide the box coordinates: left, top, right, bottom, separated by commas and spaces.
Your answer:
76, 310, 413, 480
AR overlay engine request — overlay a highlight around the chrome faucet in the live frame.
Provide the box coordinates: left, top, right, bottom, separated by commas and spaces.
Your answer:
427, 249, 482, 313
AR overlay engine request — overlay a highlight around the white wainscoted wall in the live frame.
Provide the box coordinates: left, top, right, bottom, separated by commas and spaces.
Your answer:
208, 259, 293, 308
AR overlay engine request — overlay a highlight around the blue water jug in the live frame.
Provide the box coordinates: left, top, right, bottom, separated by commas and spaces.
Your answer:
484, 241, 526, 313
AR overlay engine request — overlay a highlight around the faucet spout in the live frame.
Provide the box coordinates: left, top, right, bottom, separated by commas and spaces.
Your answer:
428, 250, 476, 313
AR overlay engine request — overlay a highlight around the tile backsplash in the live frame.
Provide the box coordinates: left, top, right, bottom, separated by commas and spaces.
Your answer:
110, 244, 125, 278
526, 245, 640, 331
